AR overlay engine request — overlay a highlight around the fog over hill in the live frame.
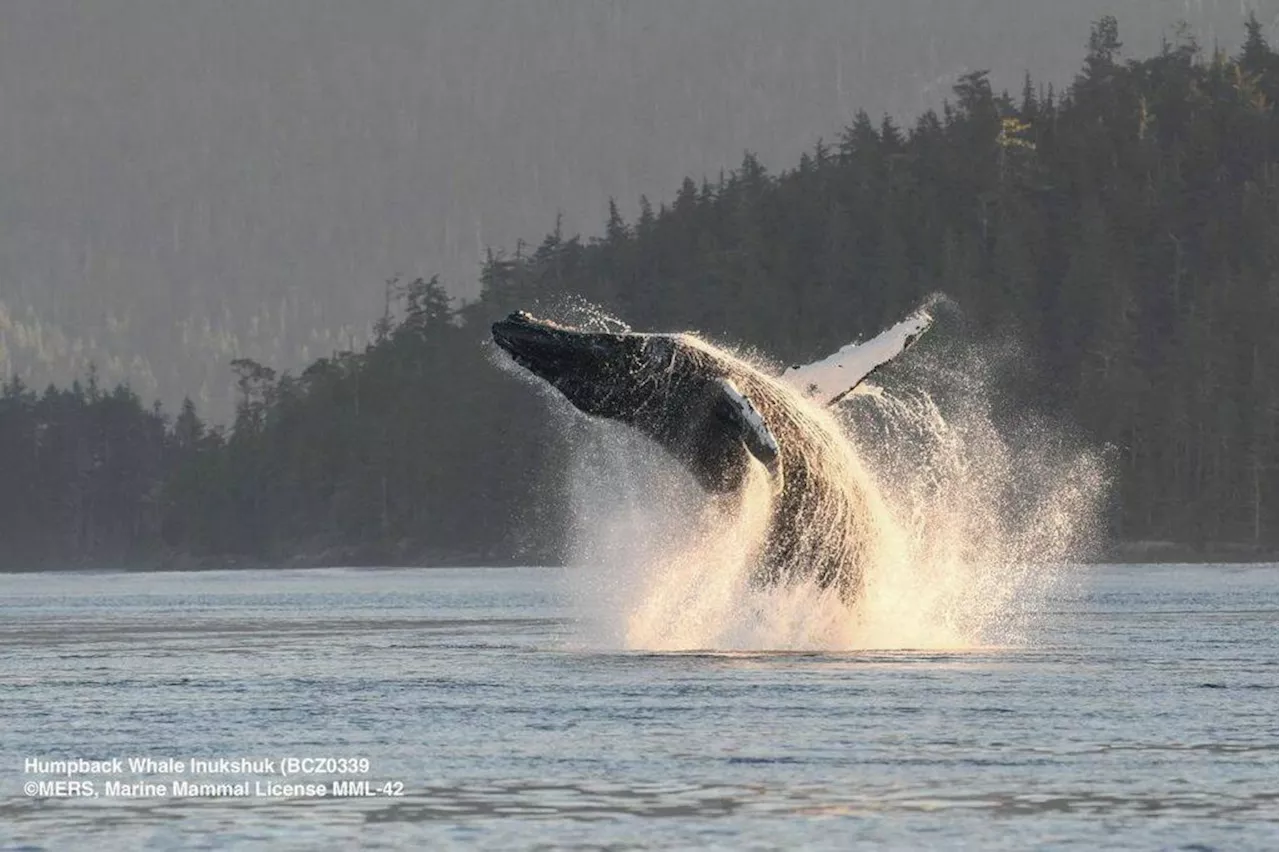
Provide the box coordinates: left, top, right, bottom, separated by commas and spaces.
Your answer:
0, 0, 1266, 417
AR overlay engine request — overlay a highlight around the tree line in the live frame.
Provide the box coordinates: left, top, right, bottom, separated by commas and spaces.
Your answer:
1, 18, 1274, 569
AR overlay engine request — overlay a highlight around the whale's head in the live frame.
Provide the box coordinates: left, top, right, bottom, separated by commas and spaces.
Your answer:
492, 311, 781, 493
491, 311, 663, 419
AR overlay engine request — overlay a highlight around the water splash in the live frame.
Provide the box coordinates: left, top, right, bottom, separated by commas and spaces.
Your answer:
844, 337, 1107, 650
555, 308, 1107, 652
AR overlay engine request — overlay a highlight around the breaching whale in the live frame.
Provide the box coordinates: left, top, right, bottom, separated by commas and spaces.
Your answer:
491, 309, 932, 601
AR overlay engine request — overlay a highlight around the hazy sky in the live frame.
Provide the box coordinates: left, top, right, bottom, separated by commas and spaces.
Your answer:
0, 0, 1267, 416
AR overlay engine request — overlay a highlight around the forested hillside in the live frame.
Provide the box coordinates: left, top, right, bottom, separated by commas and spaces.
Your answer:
1, 19, 1275, 569
2, 2, 1255, 420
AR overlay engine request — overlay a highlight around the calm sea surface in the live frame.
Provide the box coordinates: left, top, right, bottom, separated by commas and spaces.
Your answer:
1, 563, 1275, 850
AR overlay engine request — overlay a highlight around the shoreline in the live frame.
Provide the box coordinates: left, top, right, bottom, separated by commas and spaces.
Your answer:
1103, 540, 1278, 565
1, 541, 1275, 574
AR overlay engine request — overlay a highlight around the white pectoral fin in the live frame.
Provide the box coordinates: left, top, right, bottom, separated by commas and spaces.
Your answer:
780, 308, 933, 406
715, 378, 780, 476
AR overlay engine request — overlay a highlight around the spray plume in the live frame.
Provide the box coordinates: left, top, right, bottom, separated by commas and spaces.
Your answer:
521, 300, 1107, 652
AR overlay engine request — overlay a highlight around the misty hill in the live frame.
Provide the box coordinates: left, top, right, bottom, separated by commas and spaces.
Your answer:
0, 1, 1270, 419
0, 18, 1274, 570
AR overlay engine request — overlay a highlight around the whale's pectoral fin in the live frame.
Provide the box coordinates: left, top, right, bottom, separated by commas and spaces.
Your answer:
714, 378, 780, 476
780, 308, 934, 406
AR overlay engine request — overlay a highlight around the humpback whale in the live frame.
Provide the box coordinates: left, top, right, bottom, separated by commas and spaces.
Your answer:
492, 309, 932, 601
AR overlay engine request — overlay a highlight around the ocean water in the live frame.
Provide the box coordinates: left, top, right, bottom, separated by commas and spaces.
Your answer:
1, 563, 1275, 850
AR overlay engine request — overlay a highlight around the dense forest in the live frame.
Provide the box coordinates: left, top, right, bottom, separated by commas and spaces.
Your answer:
5, 2, 1249, 419
1, 19, 1275, 569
